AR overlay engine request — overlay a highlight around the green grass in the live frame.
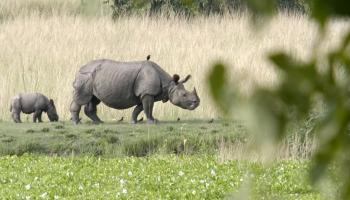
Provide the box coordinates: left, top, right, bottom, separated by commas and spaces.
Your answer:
0, 155, 324, 200
0, 120, 245, 157
0, 120, 335, 199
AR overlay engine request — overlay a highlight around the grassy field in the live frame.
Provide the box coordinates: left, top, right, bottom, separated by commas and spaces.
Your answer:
0, 119, 316, 160
0, 120, 333, 199
0, 120, 244, 157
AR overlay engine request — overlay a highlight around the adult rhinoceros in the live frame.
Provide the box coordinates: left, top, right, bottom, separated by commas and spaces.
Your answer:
70, 58, 200, 124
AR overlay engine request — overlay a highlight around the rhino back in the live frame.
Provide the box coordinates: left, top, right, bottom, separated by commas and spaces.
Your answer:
92, 60, 145, 109
19, 93, 48, 114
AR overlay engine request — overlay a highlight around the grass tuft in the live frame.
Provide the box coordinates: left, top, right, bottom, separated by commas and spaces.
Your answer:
41, 127, 50, 132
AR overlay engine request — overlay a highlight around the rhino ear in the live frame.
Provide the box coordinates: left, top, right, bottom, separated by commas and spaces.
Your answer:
50, 99, 55, 106
179, 74, 191, 84
173, 74, 180, 84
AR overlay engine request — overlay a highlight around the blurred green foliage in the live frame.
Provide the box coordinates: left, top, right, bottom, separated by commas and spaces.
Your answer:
207, 0, 350, 199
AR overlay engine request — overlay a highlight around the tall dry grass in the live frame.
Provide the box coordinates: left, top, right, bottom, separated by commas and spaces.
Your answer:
0, 3, 349, 121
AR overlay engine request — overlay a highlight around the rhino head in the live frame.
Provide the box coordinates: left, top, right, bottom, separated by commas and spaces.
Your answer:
47, 99, 59, 122
168, 74, 200, 110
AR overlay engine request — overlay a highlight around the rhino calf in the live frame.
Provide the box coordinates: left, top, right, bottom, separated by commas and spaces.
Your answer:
10, 92, 59, 123
70, 58, 200, 124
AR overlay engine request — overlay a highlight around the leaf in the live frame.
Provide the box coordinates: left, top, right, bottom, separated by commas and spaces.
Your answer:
310, 0, 350, 27
207, 62, 231, 115
311, 106, 350, 183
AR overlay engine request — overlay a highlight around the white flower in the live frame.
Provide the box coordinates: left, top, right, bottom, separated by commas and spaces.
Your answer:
190, 179, 195, 183
40, 192, 47, 198
34, 177, 39, 181
25, 184, 31, 190
178, 171, 184, 176
122, 188, 127, 194
210, 169, 216, 176
240, 178, 243, 182
25, 196, 31, 200
79, 185, 84, 190
192, 190, 196, 195
128, 171, 132, 176
200, 180, 205, 184
120, 179, 126, 185
54, 195, 59, 200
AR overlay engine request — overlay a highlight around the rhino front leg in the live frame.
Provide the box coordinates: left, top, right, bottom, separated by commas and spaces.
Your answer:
33, 110, 42, 123
38, 111, 43, 122
142, 95, 157, 124
131, 104, 143, 124
70, 101, 82, 125
84, 96, 103, 124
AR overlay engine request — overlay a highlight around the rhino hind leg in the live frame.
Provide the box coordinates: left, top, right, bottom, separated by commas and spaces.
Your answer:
131, 104, 143, 124
84, 96, 103, 124
11, 111, 21, 123
142, 95, 157, 124
11, 99, 22, 123
70, 101, 82, 124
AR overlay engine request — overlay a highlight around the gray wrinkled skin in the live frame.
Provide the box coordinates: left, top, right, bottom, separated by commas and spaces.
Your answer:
70, 59, 200, 124
10, 92, 59, 123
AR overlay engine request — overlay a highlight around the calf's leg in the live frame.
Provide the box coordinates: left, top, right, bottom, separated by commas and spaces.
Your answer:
38, 111, 43, 122
11, 99, 22, 123
12, 111, 21, 123
33, 110, 43, 123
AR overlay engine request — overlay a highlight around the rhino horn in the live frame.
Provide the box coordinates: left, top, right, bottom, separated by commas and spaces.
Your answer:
192, 87, 198, 96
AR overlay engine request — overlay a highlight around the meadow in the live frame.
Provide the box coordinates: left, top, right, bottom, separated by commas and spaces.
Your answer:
0, 0, 348, 199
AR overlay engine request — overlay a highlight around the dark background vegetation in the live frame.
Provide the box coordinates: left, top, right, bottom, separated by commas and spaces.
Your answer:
107, 0, 307, 18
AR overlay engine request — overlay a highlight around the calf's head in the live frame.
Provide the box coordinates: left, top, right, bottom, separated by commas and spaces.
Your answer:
168, 74, 200, 110
47, 99, 59, 122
